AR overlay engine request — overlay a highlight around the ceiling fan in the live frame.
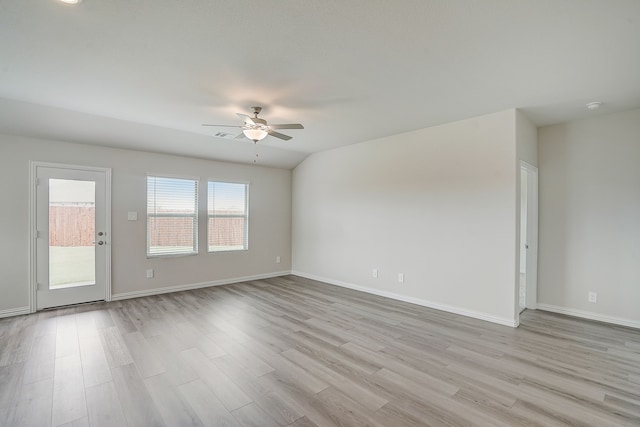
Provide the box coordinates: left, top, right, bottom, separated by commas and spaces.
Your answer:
202, 107, 304, 143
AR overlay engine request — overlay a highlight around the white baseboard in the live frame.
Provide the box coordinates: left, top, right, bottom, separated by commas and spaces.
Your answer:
111, 271, 291, 301
291, 270, 517, 328
536, 303, 640, 329
0, 306, 31, 319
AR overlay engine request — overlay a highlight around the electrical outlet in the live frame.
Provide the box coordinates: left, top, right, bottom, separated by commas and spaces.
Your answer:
372, 269, 378, 278
398, 273, 404, 283
588, 291, 597, 303
146, 269, 154, 279
276, 256, 281, 264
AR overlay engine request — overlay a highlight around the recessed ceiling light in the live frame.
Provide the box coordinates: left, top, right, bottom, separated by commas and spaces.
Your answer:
586, 101, 603, 110
58, 0, 82, 4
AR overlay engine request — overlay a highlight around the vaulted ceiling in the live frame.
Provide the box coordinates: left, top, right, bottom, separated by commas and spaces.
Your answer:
2, 0, 639, 168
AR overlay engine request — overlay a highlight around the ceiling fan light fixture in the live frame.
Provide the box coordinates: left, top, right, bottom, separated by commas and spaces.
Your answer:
58, 0, 82, 4
243, 128, 268, 142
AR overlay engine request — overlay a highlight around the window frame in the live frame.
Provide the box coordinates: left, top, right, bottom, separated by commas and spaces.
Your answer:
207, 180, 249, 253
146, 174, 199, 258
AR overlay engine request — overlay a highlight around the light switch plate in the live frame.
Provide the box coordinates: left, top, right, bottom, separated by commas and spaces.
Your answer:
128, 211, 138, 221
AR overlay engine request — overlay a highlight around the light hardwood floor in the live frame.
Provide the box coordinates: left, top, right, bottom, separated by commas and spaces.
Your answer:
1, 275, 639, 426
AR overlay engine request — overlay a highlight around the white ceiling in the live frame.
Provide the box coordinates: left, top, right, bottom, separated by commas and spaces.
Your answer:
1, 0, 639, 169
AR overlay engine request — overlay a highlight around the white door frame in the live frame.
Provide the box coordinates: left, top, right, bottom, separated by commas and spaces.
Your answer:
518, 161, 539, 320
29, 161, 112, 312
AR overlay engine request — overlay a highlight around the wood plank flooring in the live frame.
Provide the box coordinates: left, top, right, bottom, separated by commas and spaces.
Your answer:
1, 275, 639, 426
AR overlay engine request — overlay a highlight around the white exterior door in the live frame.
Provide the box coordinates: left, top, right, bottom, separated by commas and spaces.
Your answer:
34, 164, 111, 310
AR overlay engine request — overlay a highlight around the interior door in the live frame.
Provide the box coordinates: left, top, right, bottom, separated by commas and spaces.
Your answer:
35, 164, 110, 309
519, 167, 528, 313
519, 161, 538, 313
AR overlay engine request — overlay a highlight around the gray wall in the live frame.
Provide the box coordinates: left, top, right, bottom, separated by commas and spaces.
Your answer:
516, 110, 538, 167
5, 107, 637, 328
0, 135, 291, 313
292, 110, 520, 325
537, 108, 640, 325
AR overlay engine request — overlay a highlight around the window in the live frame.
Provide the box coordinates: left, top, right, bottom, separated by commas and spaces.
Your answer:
147, 176, 198, 257
208, 181, 248, 252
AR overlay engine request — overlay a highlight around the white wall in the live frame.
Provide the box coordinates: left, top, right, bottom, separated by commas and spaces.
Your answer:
292, 110, 520, 325
538, 108, 640, 326
516, 110, 538, 167
0, 135, 291, 314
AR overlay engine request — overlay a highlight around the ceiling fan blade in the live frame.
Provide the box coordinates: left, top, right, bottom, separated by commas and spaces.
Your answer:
268, 130, 292, 141
211, 131, 243, 140
237, 113, 256, 126
234, 133, 246, 140
269, 123, 304, 130
202, 124, 242, 127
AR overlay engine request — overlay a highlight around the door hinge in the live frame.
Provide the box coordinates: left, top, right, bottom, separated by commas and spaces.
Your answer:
35, 177, 40, 186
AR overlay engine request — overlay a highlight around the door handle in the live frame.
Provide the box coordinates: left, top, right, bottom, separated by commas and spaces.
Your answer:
97, 241, 104, 246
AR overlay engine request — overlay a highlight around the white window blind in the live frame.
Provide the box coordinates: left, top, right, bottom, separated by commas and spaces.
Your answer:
208, 181, 248, 252
147, 176, 198, 257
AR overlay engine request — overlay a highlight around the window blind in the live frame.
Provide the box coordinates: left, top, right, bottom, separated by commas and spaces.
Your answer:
208, 181, 248, 252
147, 176, 198, 257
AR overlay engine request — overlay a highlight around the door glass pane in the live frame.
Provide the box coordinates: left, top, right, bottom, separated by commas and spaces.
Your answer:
49, 179, 96, 289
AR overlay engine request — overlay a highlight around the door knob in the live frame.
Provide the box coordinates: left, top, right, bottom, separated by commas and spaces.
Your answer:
98, 231, 104, 236
97, 241, 104, 245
